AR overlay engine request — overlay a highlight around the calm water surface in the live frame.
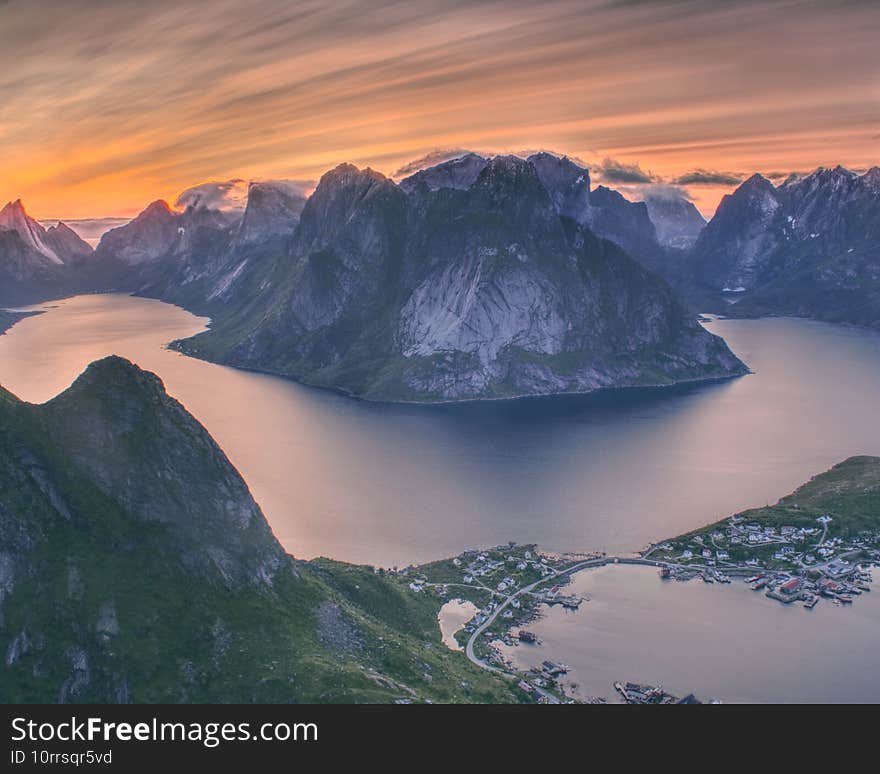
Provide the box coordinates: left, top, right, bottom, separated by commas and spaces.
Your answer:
437, 600, 478, 652
496, 565, 880, 703
1, 293, 879, 568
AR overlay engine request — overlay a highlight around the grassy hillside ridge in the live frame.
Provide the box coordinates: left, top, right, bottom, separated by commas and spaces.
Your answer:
0, 356, 518, 703
662, 456, 880, 547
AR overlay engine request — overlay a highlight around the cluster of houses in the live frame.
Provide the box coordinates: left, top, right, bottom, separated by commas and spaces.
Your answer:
456, 549, 555, 587
654, 512, 880, 610
665, 513, 880, 573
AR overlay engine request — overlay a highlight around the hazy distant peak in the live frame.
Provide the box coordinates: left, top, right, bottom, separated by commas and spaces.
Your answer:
0, 197, 63, 264
142, 199, 174, 216
861, 166, 880, 190
739, 173, 775, 191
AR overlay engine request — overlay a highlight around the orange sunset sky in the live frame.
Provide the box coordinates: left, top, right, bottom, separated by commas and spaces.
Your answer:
1, 0, 878, 220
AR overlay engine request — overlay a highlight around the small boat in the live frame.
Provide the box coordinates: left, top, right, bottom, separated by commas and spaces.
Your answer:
838, 595, 854, 604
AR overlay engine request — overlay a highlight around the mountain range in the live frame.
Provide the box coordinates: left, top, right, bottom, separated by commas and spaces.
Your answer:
156, 155, 746, 401
0, 355, 517, 703
3, 153, 878, 398
678, 166, 880, 327
0, 199, 107, 306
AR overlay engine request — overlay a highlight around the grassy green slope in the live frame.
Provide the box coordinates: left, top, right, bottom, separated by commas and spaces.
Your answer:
0, 359, 517, 704
661, 456, 880, 548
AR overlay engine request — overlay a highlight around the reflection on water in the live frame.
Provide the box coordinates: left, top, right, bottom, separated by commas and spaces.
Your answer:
1, 294, 880, 568
495, 565, 880, 703
437, 599, 478, 651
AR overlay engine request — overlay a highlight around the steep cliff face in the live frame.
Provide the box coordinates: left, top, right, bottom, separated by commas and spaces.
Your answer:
234, 182, 306, 245
0, 200, 64, 264
644, 195, 706, 249
0, 200, 105, 305
0, 357, 516, 703
43, 222, 94, 262
687, 174, 784, 292
399, 152, 488, 193
130, 182, 308, 314
683, 167, 880, 326
175, 156, 746, 401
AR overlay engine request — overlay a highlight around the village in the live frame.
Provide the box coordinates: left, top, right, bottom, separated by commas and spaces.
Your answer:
395, 544, 708, 703
391, 516, 880, 703
648, 513, 880, 609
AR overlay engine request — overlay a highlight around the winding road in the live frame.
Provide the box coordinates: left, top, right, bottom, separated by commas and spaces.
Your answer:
464, 556, 609, 673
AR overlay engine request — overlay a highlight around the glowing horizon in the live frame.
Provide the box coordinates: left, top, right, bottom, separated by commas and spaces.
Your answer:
1, 0, 877, 221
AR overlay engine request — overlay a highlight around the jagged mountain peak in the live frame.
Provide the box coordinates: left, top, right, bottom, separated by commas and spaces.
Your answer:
46, 221, 77, 236
399, 152, 487, 192
320, 163, 389, 188
39, 355, 289, 587
141, 199, 175, 218
738, 173, 776, 193
528, 152, 591, 224
95, 199, 183, 265
644, 195, 706, 249
43, 220, 94, 261
307, 163, 399, 210
1, 198, 27, 216
861, 166, 880, 190
235, 181, 306, 244
0, 197, 63, 265
472, 154, 545, 192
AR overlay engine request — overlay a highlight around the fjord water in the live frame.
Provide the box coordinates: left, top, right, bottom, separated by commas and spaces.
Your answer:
2, 293, 880, 568
495, 565, 880, 703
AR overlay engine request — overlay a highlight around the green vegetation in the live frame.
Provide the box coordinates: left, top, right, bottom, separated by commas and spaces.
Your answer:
652, 456, 880, 572
0, 357, 518, 704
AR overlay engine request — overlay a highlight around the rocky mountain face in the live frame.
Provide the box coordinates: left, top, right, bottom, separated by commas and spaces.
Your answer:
0, 199, 65, 265
0, 356, 515, 703
523, 153, 665, 267
682, 166, 880, 326
400, 152, 488, 193
0, 200, 99, 305
74, 181, 306, 316
173, 155, 746, 402
588, 185, 662, 267
644, 195, 706, 249
235, 181, 307, 245
93, 200, 232, 267
43, 222, 94, 262
402, 152, 669, 269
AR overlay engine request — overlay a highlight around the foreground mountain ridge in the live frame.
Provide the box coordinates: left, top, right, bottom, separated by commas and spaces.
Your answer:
0, 356, 518, 703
